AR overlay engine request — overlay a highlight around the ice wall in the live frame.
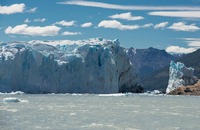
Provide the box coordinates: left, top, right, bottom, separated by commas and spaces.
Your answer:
0, 38, 142, 94
166, 61, 198, 93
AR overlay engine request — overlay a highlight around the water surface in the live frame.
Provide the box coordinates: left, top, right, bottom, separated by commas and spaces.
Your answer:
1, 94, 200, 130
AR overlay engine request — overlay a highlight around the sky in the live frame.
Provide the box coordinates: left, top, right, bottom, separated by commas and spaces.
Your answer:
0, 0, 200, 54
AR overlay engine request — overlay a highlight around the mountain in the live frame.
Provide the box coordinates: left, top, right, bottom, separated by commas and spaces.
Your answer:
127, 47, 176, 77
0, 38, 142, 94
143, 49, 200, 92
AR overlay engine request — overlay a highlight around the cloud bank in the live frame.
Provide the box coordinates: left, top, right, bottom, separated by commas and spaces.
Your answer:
34, 18, 46, 22
98, 20, 153, 30
5, 24, 61, 36
27, 7, 37, 13
109, 12, 143, 21
0, 3, 25, 14
61, 31, 82, 36
154, 22, 168, 29
168, 22, 200, 32
59, 1, 200, 11
149, 11, 200, 18
54, 20, 76, 27
81, 22, 93, 27
166, 46, 196, 54
182, 38, 200, 47
98, 20, 139, 30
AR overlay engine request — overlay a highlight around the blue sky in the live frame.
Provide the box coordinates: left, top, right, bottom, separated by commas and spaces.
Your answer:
0, 0, 200, 53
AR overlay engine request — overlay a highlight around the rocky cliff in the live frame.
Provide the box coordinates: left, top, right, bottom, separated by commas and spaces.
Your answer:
127, 47, 175, 77
127, 47, 176, 91
168, 80, 200, 95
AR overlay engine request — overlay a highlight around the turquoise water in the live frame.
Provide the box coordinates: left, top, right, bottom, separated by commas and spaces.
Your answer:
1, 94, 200, 130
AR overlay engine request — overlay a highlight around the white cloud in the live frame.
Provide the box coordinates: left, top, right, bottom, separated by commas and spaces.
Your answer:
5, 24, 61, 36
182, 38, 200, 47
81, 22, 93, 27
109, 12, 143, 21
24, 18, 31, 23
54, 20, 76, 27
59, 1, 200, 11
0, 3, 25, 14
149, 11, 200, 18
142, 23, 154, 28
34, 18, 46, 22
168, 22, 200, 32
98, 20, 153, 30
61, 31, 82, 36
24, 18, 46, 23
27, 7, 37, 13
166, 46, 196, 54
0, 3, 37, 14
154, 22, 168, 29
98, 20, 139, 30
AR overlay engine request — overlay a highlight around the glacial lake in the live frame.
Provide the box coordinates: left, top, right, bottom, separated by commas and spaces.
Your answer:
1, 93, 200, 130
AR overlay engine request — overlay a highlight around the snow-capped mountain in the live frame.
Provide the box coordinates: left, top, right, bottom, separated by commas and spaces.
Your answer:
0, 38, 142, 93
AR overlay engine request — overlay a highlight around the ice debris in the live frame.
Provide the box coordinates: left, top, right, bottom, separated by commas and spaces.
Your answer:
3, 97, 21, 103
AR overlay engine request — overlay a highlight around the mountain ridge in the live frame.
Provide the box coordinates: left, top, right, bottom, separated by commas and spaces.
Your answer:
142, 49, 200, 91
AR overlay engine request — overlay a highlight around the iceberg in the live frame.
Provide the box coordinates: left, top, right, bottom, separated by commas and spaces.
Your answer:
0, 38, 142, 94
3, 97, 21, 103
10, 91, 25, 95
166, 61, 198, 93
2, 97, 28, 103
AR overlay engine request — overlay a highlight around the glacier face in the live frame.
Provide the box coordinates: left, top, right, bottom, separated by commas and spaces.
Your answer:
0, 38, 142, 94
166, 61, 198, 93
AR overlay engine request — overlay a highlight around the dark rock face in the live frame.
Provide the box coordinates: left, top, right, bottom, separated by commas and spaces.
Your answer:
128, 47, 176, 77
118, 83, 144, 93
168, 81, 200, 95
127, 47, 177, 91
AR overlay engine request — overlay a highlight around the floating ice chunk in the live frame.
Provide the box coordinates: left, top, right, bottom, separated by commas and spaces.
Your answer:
2, 97, 28, 103
153, 90, 162, 94
0, 91, 24, 95
10, 91, 25, 95
3, 97, 21, 103
98, 93, 128, 97
20, 99, 29, 103
69, 113, 77, 116
71, 93, 83, 96
81, 123, 103, 128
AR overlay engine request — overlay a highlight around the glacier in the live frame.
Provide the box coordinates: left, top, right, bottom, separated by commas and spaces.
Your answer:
166, 61, 198, 93
0, 38, 142, 94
